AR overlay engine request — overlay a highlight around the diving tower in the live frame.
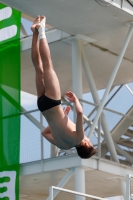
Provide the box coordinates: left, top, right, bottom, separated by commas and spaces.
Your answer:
1, 0, 133, 199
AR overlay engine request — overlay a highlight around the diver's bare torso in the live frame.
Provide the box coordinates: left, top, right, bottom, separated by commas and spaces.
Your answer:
42, 105, 80, 149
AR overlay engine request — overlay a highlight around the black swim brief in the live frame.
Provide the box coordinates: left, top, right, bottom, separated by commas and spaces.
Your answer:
37, 94, 61, 112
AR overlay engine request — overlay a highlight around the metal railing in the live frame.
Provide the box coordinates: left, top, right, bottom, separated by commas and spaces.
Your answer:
49, 186, 106, 200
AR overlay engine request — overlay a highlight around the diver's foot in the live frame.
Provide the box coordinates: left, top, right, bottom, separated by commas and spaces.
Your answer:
31, 15, 40, 32
36, 15, 46, 30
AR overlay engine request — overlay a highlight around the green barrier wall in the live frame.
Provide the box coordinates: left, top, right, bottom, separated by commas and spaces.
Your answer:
0, 3, 21, 200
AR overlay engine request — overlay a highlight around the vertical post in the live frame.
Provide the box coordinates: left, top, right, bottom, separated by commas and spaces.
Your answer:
71, 38, 82, 122
75, 167, 85, 200
98, 116, 101, 158
49, 186, 53, 200
97, 116, 101, 170
50, 145, 58, 158
71, 38, 85, 199
126, 174, 131, 200
40, 112, 44, 170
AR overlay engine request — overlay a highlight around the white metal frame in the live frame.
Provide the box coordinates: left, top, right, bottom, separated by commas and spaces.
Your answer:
46, 168, 74, 200
88, 23, 133, 139
67, 22, 133, 198
80, 23, 133, 199
49, 186, 105, 200
81, 42, 119, 162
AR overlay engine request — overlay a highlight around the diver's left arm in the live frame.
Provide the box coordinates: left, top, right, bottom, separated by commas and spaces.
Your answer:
42, 127, 56, 145
65, 91, 84, 140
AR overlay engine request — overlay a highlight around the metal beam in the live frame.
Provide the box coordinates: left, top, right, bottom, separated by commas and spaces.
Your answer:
88, 23, 133, 144
117, 139, 133, 149
21, 106, 45, 131
21, 106, 59, 158
125, 129, 133, 138
111, 107, 133, 140
20, 154, 133, 177
81, 43, 118, 162
21, 29, 70, 51
80, 23, 133, 198
114, 143, 133, 164
111, 0, 133, 15
101, 106, 133, 157
46, 168, 74, 200
62, 97, 104, 136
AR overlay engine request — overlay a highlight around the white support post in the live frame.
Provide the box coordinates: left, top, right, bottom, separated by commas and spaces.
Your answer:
49, 186, 53, 200
126, 175, 130, 200
71, 37, 85, 199
98, 116, 101, 158
71, 38, 82, 122
50, 144, 58, 158
75, 167, 85, 200
88, 23, 133, 141
47, 168, 74, 200
40, 112, 44, 170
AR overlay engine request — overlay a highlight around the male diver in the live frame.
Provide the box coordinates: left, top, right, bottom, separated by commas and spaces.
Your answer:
31, 15, 97, 159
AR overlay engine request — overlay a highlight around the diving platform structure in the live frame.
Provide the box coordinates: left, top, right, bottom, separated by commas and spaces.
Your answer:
1, 0, 133, 199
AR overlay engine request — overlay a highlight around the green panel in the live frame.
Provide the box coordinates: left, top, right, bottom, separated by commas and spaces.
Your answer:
0, 3, 21, 200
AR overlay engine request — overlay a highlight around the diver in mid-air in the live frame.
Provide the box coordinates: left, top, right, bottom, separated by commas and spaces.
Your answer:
31, 15, 97, 159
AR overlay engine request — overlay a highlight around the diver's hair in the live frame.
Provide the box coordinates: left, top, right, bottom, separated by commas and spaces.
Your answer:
76, 145, 98, 159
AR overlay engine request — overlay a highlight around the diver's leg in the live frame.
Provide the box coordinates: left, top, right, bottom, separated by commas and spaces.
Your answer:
31, 16, 45, 97
37, 16, 61, 100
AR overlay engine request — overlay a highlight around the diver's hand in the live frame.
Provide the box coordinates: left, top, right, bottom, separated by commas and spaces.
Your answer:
65, 91, 76, 102
63, 106, 71, 115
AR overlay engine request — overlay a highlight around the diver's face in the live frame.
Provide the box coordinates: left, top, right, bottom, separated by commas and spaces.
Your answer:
80, 136, 93, 147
